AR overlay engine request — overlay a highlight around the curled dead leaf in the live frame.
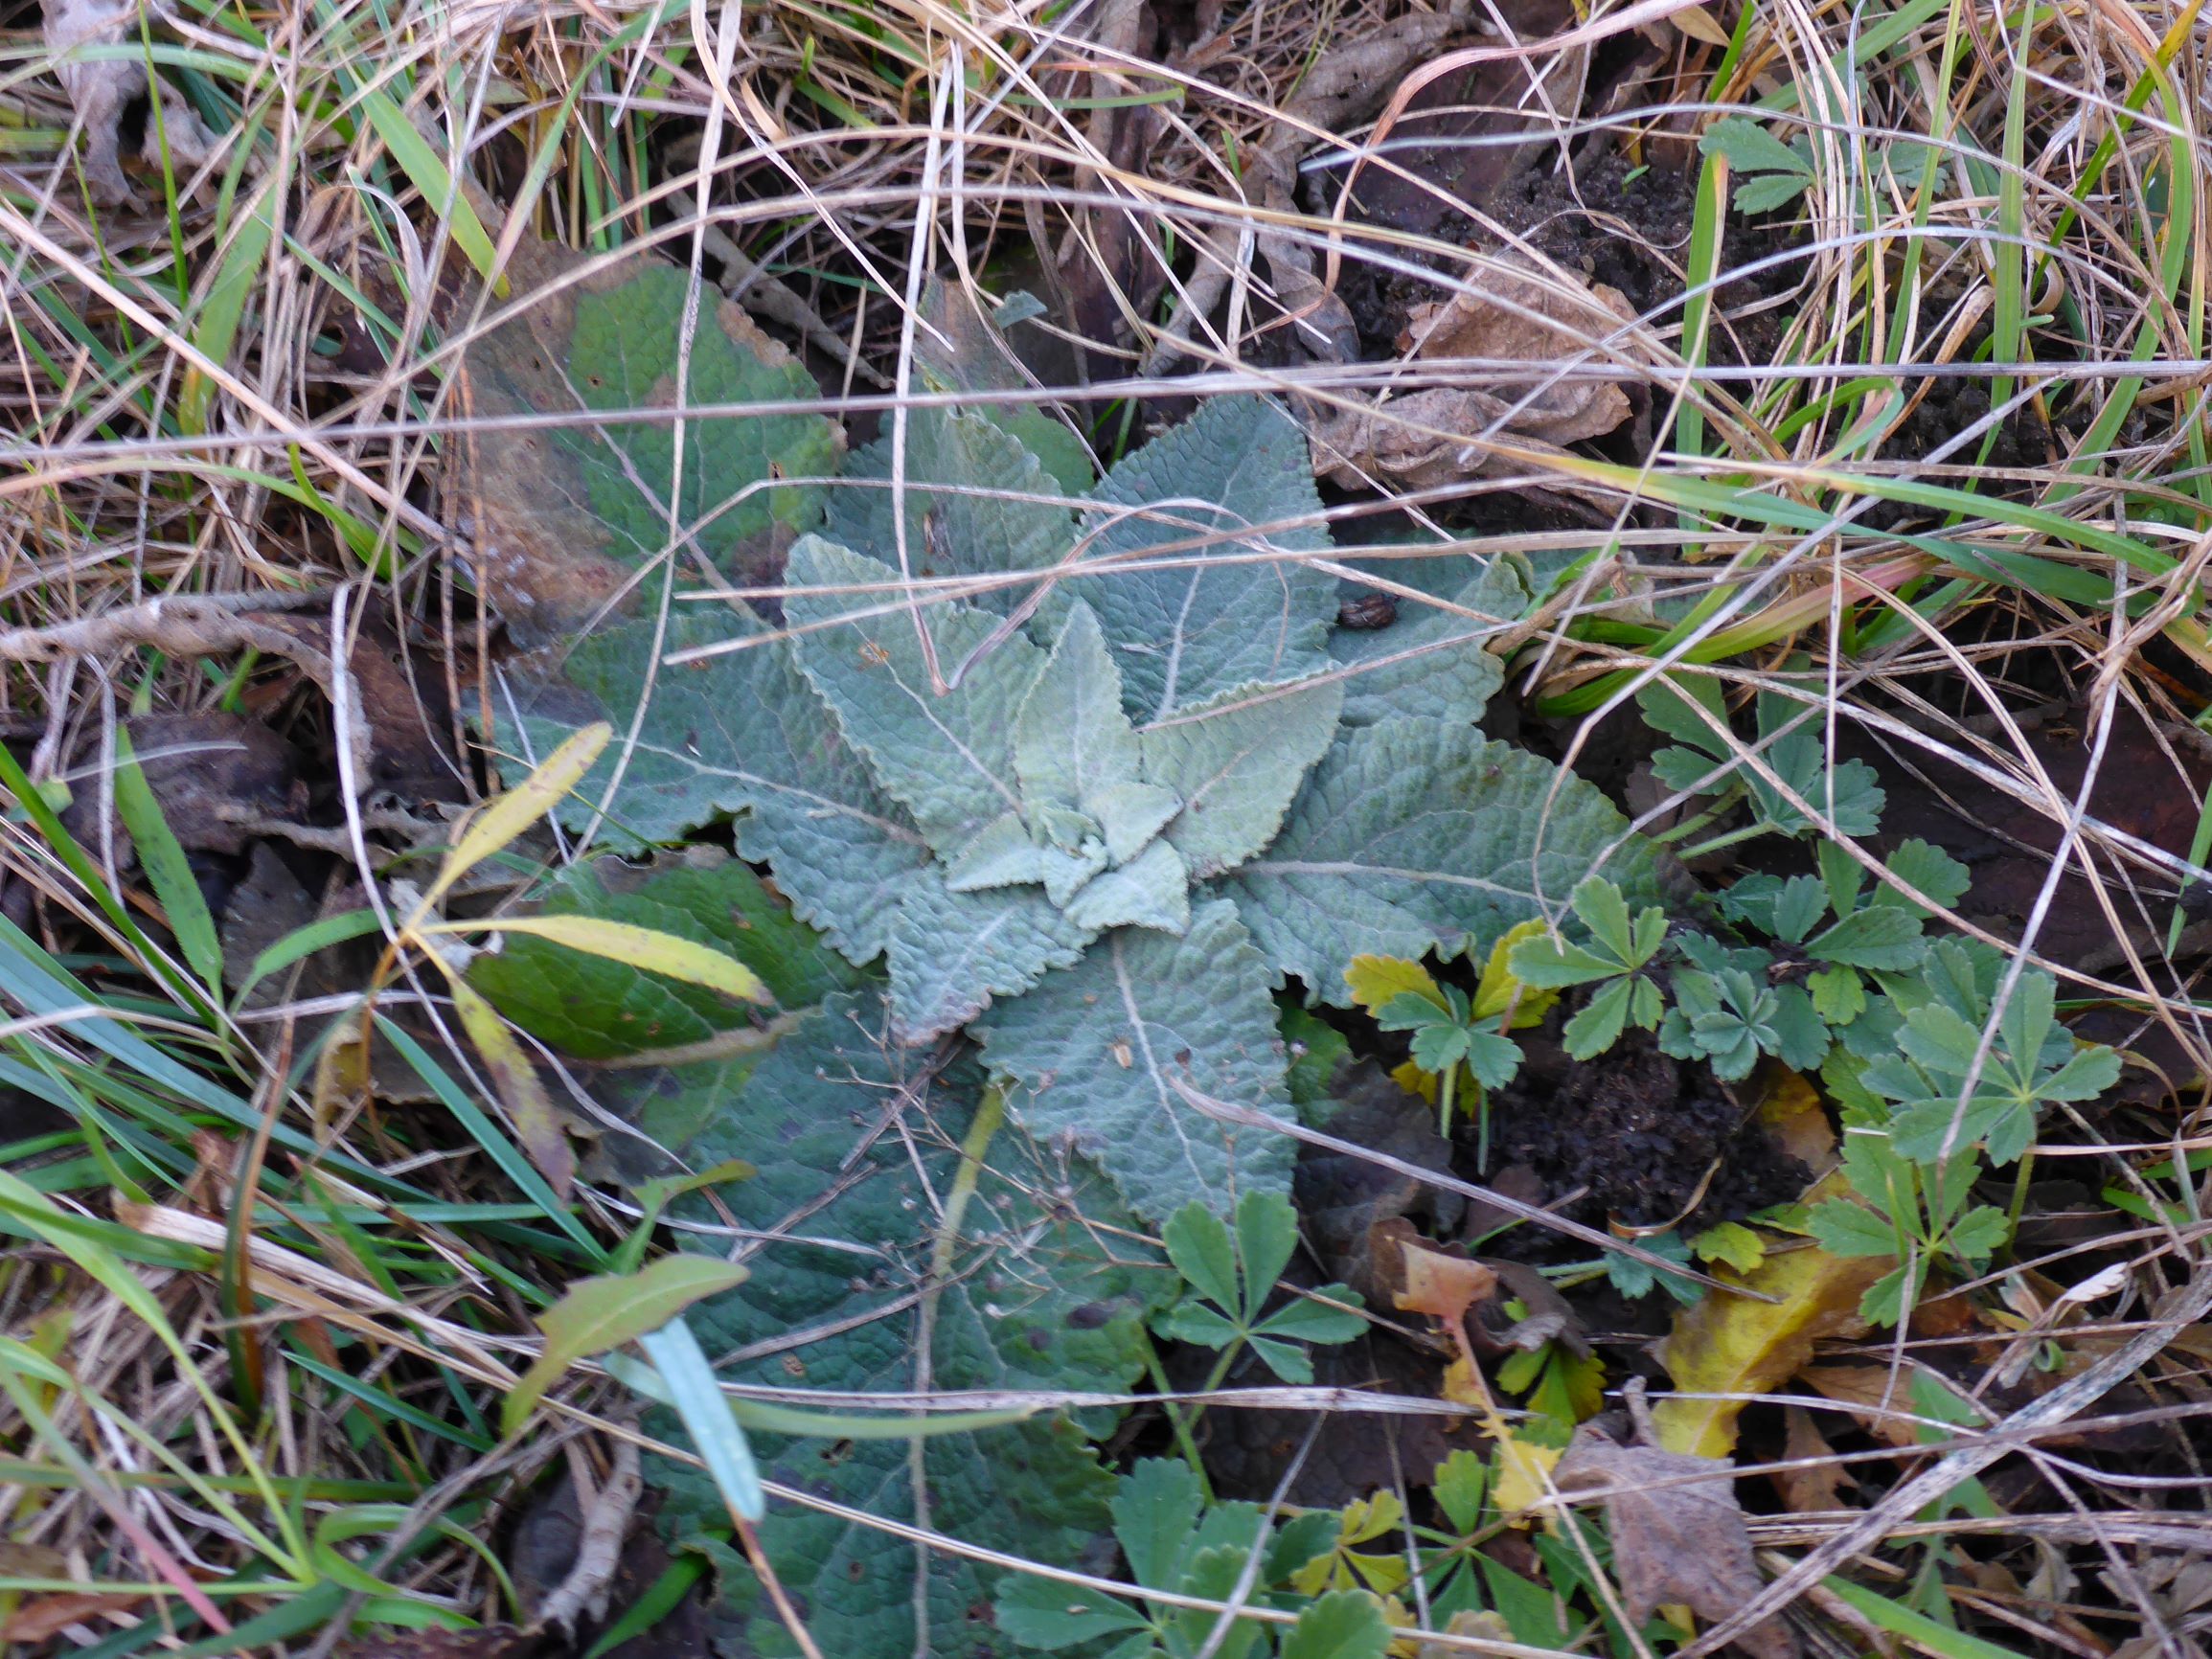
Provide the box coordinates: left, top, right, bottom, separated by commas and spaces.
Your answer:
1303, 255, 1639, 491
1391, 1239, 1498, 1331
43, 0, 225, 204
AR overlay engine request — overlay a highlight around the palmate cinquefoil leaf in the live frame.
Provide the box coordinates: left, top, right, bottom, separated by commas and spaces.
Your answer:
885, 868, 1095, 1042
650, 995, 1164, 1659
973, 899, 1297, 1220
1063, 397, 1335, 721
823, 407, 1074, 616
1227, 718, 1668, 1002
512, 612, 927, 965
1333, 558, 1526, 727
1142, 675, 1343, 878
787, 538, 1045, 855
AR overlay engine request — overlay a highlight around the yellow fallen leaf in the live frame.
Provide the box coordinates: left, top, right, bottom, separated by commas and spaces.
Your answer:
1346, 954, 1446, 1017
1652, 1241, 1884, 1458
1390, 1059, 1438, 1103
1471, 920, 1560, 1029
1757, 1065, 1837, 1167
1491, 1433, 1562, 1518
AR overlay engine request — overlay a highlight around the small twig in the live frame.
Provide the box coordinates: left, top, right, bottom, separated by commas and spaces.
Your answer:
0, 591, 371, 786
534, 1436, 644, 1632
736, 1511, 828, 1659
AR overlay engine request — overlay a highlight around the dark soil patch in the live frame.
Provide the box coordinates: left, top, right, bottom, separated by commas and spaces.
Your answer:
1473, 1022, 1811, 1248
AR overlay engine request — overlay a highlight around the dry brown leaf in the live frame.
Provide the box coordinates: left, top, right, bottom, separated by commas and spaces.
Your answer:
1304, 254, 1637, 491
1755, 1067, 1837, 1168
63, 713, 306, 860
1775, 1404, 1857, 1513
1392, 1239, 1497, 1332
1553, 1422, 1799, 1659
1415, 1608, 1517, 1658
42, 0, 224, 204
1796, 1365, 1920, 1447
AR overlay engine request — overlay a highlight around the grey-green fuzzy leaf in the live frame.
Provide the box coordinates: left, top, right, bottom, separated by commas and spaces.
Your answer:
1141, 675, 1344, 878
1015, 602, 1148, 822
786, 537, 1046, 854
1060, 838, 1192, 935
1333, 559, 1524, 727
886, 869, 1096, 1041
1062, 398, 1335, 721
1226, 718, 1667, 1001
510, 612, 927, 965
648, 996, 1164, 1659
822, 406, 1075, 615
974, 899, 1297, 1219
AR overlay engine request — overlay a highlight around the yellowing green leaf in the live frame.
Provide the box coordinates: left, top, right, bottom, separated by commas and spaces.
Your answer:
449, 975, 575, 1199
506, 1255, 749, 1436
1290, 1491, 1410, 1595
425, 722, 612, 908
1471, 920, 1560, 1030
1652, 1242, 1884, 1458
1390, 1058, 1438, 1103
1345, 954, 1445, 1018
1690, 1222, 1767, 1275
461, 915, 770, 1005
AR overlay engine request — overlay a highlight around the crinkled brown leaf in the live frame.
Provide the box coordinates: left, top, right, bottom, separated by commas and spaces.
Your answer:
1304, 254, 1636, 491
1775, 1404, 1856, 1513
1552, 1424, 1798, 1659
43, 0, 223, 204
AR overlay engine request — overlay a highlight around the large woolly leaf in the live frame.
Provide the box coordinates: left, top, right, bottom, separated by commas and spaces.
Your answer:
1141, 675, 1344, 878
467, 850, 864, 1059
973, 900, 1297, 1220
458, 249, 841, 643
885, 869, 1095, 1042
1226, 718, 1668, 1001
823, 407, 1075, 615
1014, 602, 1149, 823
509, 612, 927, 965
1062, 398, 1335, 721
786, 538, 1045, 855
647, 997, 1164, 1659
1333, 558, 1526, 726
